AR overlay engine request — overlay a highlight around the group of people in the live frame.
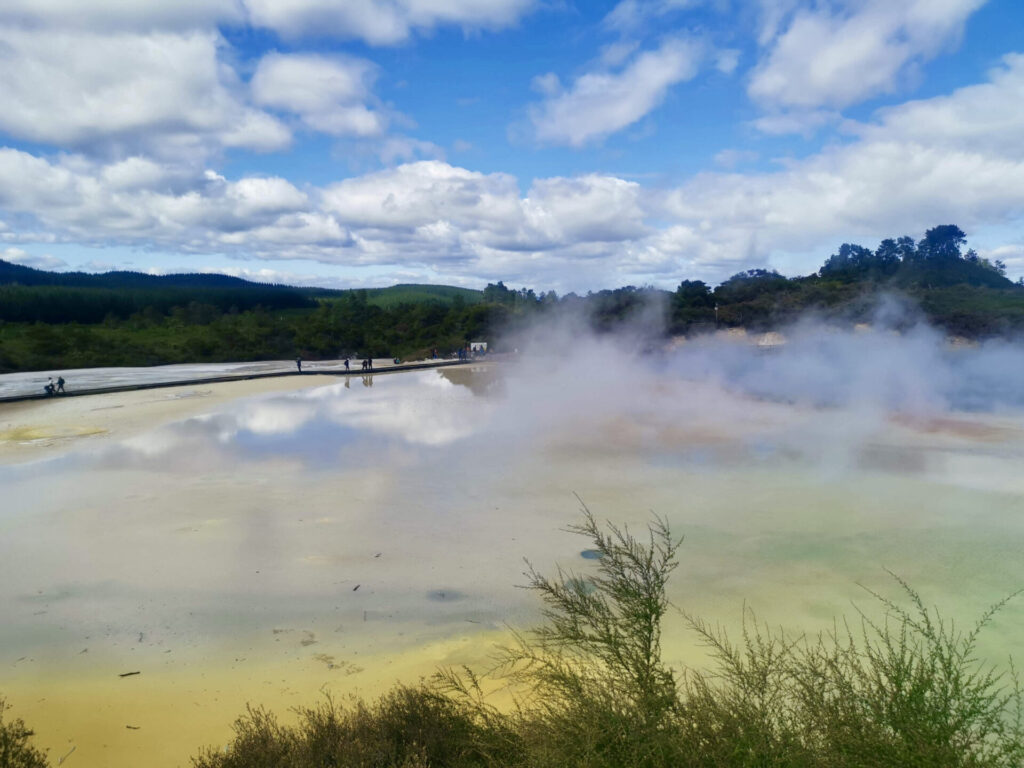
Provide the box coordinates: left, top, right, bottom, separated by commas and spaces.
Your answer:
290, 352, 428, 375
456, 345, 485, 361
297, 356, 376, 373
44, 376, 66, 396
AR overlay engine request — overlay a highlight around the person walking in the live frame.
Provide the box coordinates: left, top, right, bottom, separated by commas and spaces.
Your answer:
296, 356, 302, 373
56, 376, 65, 394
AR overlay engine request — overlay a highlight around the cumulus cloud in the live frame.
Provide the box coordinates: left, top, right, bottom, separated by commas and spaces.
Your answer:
0, 55, 1022, 290
0, 26, 289, 159
750, 0, 985, 111
530, 38, 703, 146
0, 2, 536, 163
0, 149, 341, 255
523, 175, 647, 246
321, 161, 647, 256
251, 52, 387, 138
860, 53, 1024, 156
322, 161, 522, 233
243, 0, 537, 45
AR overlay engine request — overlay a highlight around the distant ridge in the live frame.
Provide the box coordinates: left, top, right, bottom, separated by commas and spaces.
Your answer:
0, 260, 484, 304
0, 259, 293, 290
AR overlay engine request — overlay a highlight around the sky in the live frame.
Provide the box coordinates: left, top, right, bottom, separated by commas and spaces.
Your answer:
0, 0, 1022, 293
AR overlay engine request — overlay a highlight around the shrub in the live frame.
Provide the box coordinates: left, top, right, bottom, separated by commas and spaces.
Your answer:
0, 697, 49, 768
191, 686, 503, 768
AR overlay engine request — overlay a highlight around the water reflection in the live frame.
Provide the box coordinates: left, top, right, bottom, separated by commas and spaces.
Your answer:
3, 353, 1024, 768
47, 370, 496, 473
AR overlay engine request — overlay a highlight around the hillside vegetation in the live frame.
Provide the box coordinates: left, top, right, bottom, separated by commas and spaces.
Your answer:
1, 225, 1022, 373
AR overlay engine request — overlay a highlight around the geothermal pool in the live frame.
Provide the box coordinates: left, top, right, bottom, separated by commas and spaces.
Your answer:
2, 333, 1024, 767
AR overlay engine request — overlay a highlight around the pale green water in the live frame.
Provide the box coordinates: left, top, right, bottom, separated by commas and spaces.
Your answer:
1, 361, 1023, 766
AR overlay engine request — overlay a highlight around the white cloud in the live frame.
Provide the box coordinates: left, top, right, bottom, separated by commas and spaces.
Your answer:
322, 161, 522, 234
0, 150, 335, 254
227, 177, 310, 217
599, 41, 640, 68
319, 161, 647, 258
714, 48, 740, 74
196, 266, 354, 289
0, 247, 67, 270
243, 0, 537, 45
0, 0, 538, 47
530, 38, 703, 146
251, 52, 387, 138
530, 72, 561, 96
752, 109, 839, 136
0, 0, 242, 30
523, 175, 647, 246
658, 54, 1024, 278
713, 149, 759, 169
215, 213, 352, 249
860, 53, 1024, 156
1, 55, 1022, 291
78, 260, 120, 272
603, 0, 700, 32
378, 137, 446, 165
0, 26, 290, 159
750, 0, 985, 110
980, 244, 1024, 273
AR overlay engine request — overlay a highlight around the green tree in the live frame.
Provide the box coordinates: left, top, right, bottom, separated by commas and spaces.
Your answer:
0, 698, 50, 768
918, 224, 968, 261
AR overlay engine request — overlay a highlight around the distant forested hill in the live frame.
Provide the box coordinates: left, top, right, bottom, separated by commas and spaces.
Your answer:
0, 260, 284, 290
0, 260, 316, 324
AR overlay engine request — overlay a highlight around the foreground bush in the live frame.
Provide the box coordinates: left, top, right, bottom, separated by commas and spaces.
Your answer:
191, 685, 521, 768
195, 505, 1023, 767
